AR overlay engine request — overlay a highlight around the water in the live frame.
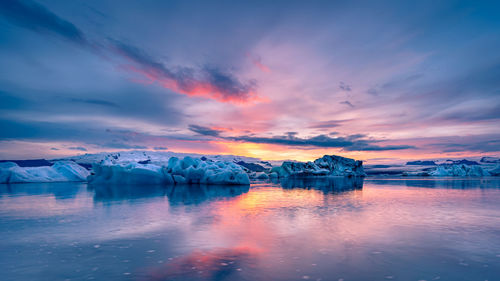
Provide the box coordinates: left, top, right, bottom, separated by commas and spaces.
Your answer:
1, 177, 500, 281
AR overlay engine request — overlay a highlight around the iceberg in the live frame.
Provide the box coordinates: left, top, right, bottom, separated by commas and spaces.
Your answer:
480, 156, 500, 164
429, 164, 490, 177
406, 160, 437, 165
88, 163, 169, 185
0, 161, 90, 183
235, 161, 266, 172
489, 165, 500, 176
271, 155, 365, 178
55, 150, 267, 167
256, 172, 269, 180
88, 156, 250, 185
443, 159, 480, 165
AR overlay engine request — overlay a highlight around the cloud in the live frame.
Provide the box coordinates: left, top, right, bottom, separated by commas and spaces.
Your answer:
0, 0, 87, 45
153, 146, 168, 150
100, 142, 148, 150
109, 39, 258, 103
229, 134, 353, 147
202, 66, 257, 102
247, 53, 270, 73
308, 120, 344, 129
433, 103, 500, 122
0, 85, 184, 130
0, 1, 258, 104
68, 146, 87, 151
430, 137, 500, 153
339, 82, 351, 91
227, 132, 413, 151
0, 119, 150, 150
188, 124, 222, 137
187, 123, 414, 151
381, 73, 423, 89
344, 144, 415, 151
2, 0, 500, 159
50, 147, 59, 150
67, 98, 119, 108
340, 100, 354, 108
367, 88, 378, 96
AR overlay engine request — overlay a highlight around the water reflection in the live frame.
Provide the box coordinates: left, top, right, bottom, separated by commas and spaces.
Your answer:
0, 183, 90, 218
1, 179, 500, 281
278, 176, 363, 193
142, 247, 258, 281
166, 185, 250, 206
368, 177, 500, 189
90, 184, 250, 205
91, 184, 168, 202
0, 182, 83, 199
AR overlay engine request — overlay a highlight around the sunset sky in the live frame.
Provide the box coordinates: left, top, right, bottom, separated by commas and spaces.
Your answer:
1, 0, 499, 162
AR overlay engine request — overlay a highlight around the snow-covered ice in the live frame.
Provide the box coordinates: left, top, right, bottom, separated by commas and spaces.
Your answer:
0, 161, 90, 183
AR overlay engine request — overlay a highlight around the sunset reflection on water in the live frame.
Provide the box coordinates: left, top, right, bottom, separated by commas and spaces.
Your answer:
0, 178, 499, 280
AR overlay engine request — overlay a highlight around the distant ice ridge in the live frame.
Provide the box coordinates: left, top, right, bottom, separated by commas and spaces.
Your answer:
88, 156, 250, 185
270, 155, 365, 178
0, 161, 90, 183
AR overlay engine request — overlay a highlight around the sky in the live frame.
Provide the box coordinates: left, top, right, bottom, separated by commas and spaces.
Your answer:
0, 0, 499, 163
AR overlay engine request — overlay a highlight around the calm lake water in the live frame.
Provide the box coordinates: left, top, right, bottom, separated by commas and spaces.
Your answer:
1, 177, 499, 281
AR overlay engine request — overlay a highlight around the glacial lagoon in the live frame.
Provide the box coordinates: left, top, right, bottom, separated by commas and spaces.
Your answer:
1, 178, 499, 281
